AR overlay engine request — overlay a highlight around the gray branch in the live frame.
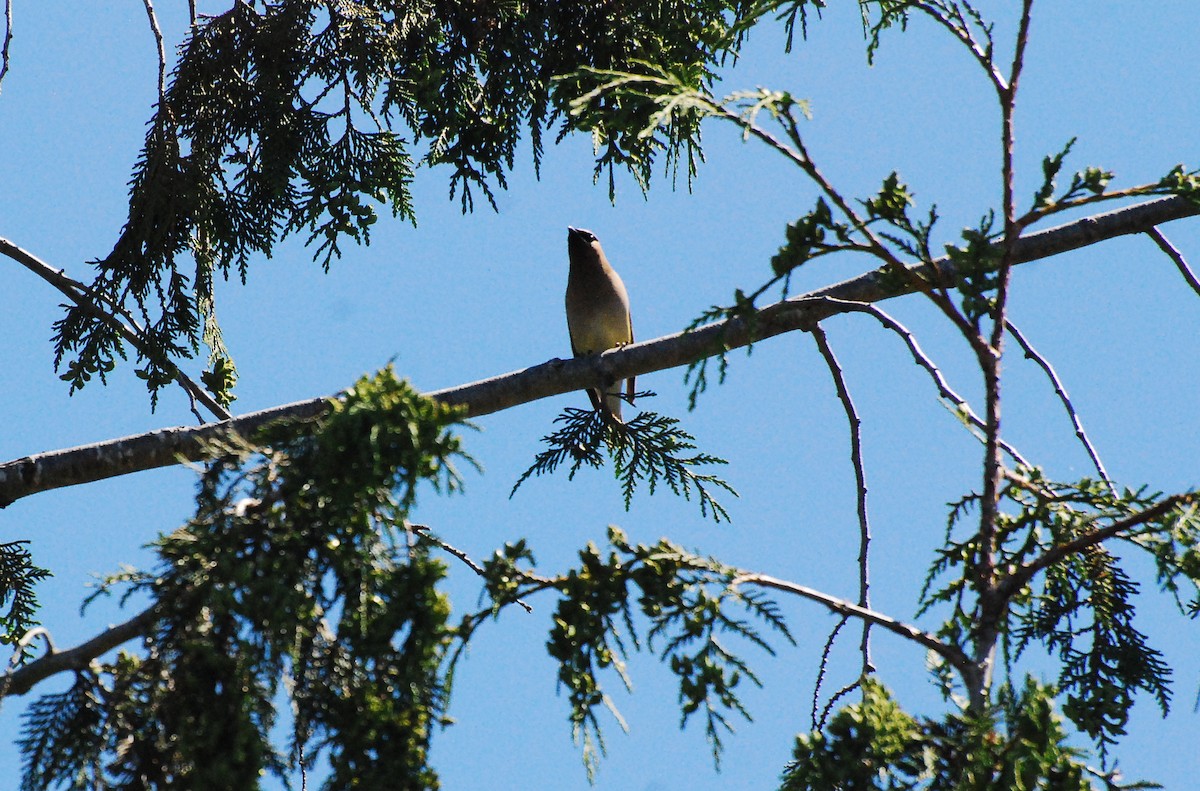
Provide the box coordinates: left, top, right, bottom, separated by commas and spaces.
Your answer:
731, 572, 976, 681
2, 605, 158, 697
1, 195, 1197, 508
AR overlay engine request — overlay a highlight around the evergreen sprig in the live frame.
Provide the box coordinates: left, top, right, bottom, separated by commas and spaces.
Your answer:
539, 528, 792, 775
0, 542, 50, 652
783, 677, 1093, 791
18, 368, 468, 789
921, 470, 1200, 753
18, 673, 106, 791
512, 403, 736, 522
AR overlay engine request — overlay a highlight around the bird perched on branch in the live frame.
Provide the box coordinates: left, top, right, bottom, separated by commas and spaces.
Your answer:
565, 226, 635, 423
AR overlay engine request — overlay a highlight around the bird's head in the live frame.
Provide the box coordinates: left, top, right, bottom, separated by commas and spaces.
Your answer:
568, 226, 602, 262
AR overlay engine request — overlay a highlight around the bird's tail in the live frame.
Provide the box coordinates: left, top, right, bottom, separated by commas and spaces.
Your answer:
601, 387, 624, 424
585, 385, 626, 425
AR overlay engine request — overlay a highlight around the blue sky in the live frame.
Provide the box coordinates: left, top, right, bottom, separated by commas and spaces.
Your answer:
1, 2, 1199, 788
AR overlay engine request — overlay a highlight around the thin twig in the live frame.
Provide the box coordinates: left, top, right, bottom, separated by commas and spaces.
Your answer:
730, 572, 975, 681
409, 523, 533, 613
1147, 226, 1200, 299
0, 237, 231, 421
911, 1, 1006, 91
0, 0, 12, 94
814, 297, 1032, 468
142, 0, 167, 105
709, 97, 983, 348
810, 614, 848, 730
816, 679, 863, 732
1004, 320, 1114, 493
810, 326, 873, 679
1018, 183, 1189, 230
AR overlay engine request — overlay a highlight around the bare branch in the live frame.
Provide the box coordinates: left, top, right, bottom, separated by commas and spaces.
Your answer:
3, 605, 159, 697
712, 98, 981, 345
1009, 1, 1035, 104
730, 572, 975, 681
814, 297, 1032, 468
810, 326, 873, 677
1004, 319, 1114, 493
0, 0, 11, 94
409, 523, 533, 613
1, 197, 1196, 507
815, 676, 861, 734
0, 237, 231, 421
974, 1, 1038, 683
1147, 226, 1200, 299
1019, 183, 1188, 230
142, 0, 167, 105
810, 614, 849, 730
910, 1, 1006, 91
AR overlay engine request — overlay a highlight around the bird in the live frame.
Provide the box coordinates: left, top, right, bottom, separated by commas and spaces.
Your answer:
565, 226, 635, 423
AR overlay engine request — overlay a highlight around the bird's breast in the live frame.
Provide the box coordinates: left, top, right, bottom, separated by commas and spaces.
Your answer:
566, 276, 632, 355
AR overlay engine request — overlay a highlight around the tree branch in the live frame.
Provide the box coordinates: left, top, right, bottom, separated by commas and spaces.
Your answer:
1, 196, 1196, 508
2, 605, 159, 697
730, 572, 975, 681
814, 297, 1032, 468
997, 492, 1200, 599
1004, 319, 1114, 492
0, 237, 231, 421
0, 0, 11, 95
142, 0, 167, 105
810, 326, 874, 676
911, 1, 1006, 92
1147, 226, 1200, 299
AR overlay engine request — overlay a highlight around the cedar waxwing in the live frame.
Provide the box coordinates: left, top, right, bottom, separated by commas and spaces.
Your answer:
565, 227, 635, 423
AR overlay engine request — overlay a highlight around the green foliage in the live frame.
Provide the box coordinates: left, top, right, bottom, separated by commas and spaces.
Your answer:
763, 1, 830, 53
864, 172, 914, 223
783, 677, 1094, 791
200, 353, 238, 408
942, 213, 1001, 326
0, 542, 50, 654
683, 285, 759, 411
1158, 164, 1200, 202
1033, 138, 1078, 210
19, 368, 467, 789
1031, 138, 1114, 213
530, 528, 792, 775
512, 404, 736, 522
561, 61, 714, 196
862, 173, 941, 268
921, 471, 1200, 754
1026, 546, 1169, 753
770, 197, 853, 277
18, 2, 1200, 788
55, 0, 774, 406
18, 673, 105, 791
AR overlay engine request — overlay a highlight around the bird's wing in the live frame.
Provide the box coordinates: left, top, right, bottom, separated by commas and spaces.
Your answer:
568, 325, 605, 411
